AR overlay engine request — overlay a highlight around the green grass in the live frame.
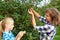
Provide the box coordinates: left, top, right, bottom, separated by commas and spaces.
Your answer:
54, 27, 60, 40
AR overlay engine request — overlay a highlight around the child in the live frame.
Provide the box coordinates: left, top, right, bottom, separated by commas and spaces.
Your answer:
28, 8, 60, 40
0, 17, 26, 40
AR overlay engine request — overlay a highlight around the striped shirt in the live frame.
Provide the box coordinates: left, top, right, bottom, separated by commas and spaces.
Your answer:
34, 16, 56, 40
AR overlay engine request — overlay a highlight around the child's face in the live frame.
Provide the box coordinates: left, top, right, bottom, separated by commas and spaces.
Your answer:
5, 20, 14, 31
45, 12, 51, 23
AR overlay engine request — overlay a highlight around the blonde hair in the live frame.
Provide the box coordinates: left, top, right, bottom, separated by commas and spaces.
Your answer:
0, 17, 14, 36
45, 8, 60, 26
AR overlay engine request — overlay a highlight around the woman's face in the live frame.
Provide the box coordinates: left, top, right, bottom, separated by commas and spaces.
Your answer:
45, 12, 52, 23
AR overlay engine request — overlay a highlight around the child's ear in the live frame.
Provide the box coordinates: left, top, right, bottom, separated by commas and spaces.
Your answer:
5, 24, 8, 28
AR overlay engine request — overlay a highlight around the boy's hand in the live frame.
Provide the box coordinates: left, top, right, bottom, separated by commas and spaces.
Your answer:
16, 31, 26, 40
18, 31, 26, 37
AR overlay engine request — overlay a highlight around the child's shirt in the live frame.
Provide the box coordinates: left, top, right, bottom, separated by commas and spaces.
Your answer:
2, 31, 15, 40
34, 16, 56, 40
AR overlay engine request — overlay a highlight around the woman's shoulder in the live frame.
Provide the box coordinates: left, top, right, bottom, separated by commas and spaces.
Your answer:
44, 24, 55, 29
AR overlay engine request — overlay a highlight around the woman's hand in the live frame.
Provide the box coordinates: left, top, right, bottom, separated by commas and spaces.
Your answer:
28, 9, 33, 15
29, 8, 40, 18
30, 8, 34, 12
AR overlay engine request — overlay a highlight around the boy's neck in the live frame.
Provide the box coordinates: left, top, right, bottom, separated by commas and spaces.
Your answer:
4, 28, 10, 33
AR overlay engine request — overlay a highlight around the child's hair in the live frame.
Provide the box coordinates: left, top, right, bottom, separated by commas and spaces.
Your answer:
0, 17, 14, 36
45, 8, 60, 26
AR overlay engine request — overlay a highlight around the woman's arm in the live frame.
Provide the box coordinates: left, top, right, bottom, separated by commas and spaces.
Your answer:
28, 8, 44, 31
30, 8, 40, 19
31, 14, 36, 27
28, 9, 36, 27
30, 8, 47, 23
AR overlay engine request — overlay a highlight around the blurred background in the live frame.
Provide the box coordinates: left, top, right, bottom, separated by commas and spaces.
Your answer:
0, 0, 60, 40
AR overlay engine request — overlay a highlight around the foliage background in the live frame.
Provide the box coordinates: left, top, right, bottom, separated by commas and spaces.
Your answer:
0, 0, 60, 40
